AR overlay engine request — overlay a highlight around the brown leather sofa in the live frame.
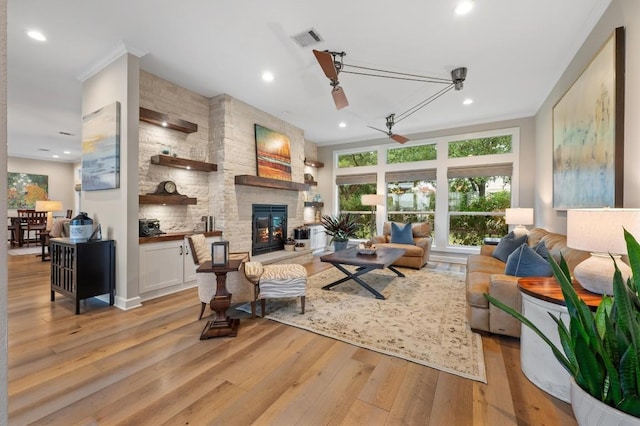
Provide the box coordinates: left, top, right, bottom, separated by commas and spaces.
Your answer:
371, 222, 432, 269
465, 228, 590, 337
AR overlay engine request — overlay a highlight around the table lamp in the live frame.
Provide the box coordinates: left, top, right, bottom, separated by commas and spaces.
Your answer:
361, 194, 385, 238
505, 208, 534, 237
567, 208, 640, 295
35, 200, 63, 231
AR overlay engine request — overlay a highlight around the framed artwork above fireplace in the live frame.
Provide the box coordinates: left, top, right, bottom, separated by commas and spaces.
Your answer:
254, 124, 292, 182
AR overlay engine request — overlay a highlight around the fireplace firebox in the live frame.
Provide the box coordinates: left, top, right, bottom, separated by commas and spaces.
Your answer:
252, 204, 287, 256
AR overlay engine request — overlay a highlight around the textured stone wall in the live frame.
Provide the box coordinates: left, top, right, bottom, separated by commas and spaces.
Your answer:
138, 73, 314, 253
138, 71, 211, 232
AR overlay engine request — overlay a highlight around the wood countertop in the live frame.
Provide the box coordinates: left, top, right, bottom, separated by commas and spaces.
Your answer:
139, 230, 222, 245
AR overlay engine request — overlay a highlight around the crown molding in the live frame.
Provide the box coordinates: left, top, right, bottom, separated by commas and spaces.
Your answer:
77, 41, 148, 82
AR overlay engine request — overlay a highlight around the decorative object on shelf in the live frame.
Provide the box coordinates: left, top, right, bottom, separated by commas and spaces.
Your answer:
211, 241, 229, 266
35, 200, 63, 231
553, 27, 625, 209
304, 173, 314, 182
504, 207, 534, 237
69, 212, 94, 243
284, 238, 296, 251
361, 194, 385, 238
82, 101, 120, 191
486, 228, 640, 421
294, 242, 306, 251
320, 213, 358, 252
254, 124, 292, 182
566, 208, 640, 295
152, 180, 178, 195
139, 107, 198, 133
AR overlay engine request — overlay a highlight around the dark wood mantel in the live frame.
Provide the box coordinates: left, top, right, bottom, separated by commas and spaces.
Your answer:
234, 175, 309, 191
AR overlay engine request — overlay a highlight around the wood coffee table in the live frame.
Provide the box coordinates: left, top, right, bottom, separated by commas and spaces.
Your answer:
319, 247, 406, 300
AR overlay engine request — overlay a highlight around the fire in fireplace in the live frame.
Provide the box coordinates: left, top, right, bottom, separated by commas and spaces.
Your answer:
252, 204, 288, 256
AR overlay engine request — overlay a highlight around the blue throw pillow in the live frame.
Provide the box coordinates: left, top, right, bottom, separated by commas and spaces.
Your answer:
492, 231, 528, 262
390, 223, 415, 245
505, 243, 553, 277
532, 240, 550, 260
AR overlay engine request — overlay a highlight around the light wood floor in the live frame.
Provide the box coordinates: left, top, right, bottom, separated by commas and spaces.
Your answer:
6, 253, 576, 425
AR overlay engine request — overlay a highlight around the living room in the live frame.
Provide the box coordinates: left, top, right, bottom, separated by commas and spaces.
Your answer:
3, 0, 640, 424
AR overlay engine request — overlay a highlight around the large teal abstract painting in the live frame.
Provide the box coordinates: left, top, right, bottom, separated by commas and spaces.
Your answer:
552, 28, 624, 209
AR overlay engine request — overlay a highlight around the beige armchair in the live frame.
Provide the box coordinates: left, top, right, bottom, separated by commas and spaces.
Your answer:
186, 234, 251, 319
371, 222, 432, 269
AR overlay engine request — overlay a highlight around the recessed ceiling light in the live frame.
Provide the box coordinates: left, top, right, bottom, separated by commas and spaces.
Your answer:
262, 71, 274, 82
27, 30, 46, 42
52, 155, 59, 158
454, 1, 474, 15
463, 98, 474, 105
63, 150, 71, 154
339, 122, 347, 128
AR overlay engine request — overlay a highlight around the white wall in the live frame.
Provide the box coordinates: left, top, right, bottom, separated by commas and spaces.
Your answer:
82, 53, 141, 309
534, 1, 630, 233
7, 156, 75, 216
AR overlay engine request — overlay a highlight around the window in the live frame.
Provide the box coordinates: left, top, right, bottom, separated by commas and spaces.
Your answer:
336, 174, 376, 239
385, 170, 436, 237
447, 163, 511, 246
387, 144, 437, 164
448, 135, 512, 158
337, 151, 378, 168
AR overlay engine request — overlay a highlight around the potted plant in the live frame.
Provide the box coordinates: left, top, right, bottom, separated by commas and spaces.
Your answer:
320, 213, 358, 251
485, 229, 640, 423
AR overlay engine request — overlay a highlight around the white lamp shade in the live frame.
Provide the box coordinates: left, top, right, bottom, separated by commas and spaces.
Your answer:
567, 208, 640, 255
35, 200, 63, 212
361, 194, 385, 206
504, 208, 534, 225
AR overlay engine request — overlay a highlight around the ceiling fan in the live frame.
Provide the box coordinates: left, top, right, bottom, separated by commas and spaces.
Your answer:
312, 50, 349, 110
367, 114, 409, 144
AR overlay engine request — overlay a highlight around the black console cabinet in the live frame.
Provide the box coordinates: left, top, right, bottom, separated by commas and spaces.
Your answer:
50, 238, 115, 314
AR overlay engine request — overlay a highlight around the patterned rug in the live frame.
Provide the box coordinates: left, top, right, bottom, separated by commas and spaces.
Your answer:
239, 265, 486, 383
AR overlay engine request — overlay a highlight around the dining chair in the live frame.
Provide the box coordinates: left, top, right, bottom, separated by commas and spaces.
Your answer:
21, 211, 47, 247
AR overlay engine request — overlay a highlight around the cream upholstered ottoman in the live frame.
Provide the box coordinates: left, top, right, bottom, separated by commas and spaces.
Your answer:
244, 262, 307, 317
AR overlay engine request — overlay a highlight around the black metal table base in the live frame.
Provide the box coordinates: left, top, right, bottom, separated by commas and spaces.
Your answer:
321, 264, 405, 300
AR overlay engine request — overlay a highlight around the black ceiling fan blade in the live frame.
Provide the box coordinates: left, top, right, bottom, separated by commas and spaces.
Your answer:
391, 134, 410, 144
331, 86, 349, 110
367, 125, 389, 135
313, 49, 339, 81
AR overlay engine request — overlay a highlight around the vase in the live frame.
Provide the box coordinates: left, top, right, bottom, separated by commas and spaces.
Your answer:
333, 240, 348, 252
284, 245, 294, 252
570, 378, 640, 425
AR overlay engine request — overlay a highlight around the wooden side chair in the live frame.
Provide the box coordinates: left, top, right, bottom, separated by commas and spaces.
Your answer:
21, 210, 47, 247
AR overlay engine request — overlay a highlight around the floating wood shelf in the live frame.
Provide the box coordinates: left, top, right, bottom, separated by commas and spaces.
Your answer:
150, 155, 217, 172
234, 175, 309, 191
304, 202, 324, 207
304, 159, 324, 168
304, 180, 318, 186
139, 194, 197, 205
139, 107, 198, 134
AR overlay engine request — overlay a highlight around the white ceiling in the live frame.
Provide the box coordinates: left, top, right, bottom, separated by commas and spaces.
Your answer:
8, 0, 611, 163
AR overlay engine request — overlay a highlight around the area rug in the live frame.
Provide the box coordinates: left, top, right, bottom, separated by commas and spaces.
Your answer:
7, 246, 42, 256
238, 266, 486, 383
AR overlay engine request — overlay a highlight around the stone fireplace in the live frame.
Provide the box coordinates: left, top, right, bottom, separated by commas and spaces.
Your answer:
252, 204, 287, 256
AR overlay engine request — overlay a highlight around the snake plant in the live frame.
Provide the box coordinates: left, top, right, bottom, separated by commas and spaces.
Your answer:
485, 229, 640, 418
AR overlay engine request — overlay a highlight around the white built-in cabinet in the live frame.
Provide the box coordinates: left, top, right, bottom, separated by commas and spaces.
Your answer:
139, 235, 219, 301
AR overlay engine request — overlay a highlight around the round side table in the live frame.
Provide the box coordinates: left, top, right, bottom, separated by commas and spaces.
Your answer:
517, 277, 602, 402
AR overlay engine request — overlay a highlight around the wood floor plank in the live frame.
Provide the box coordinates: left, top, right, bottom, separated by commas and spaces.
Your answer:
6, 253, 578, 425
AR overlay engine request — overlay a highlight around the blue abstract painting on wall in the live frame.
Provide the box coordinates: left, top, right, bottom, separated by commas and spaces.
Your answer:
82, 101, 120, 191
552, 30, 622, 210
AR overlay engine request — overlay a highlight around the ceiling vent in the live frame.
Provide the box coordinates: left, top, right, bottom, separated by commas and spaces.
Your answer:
291, 28, 323, 48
